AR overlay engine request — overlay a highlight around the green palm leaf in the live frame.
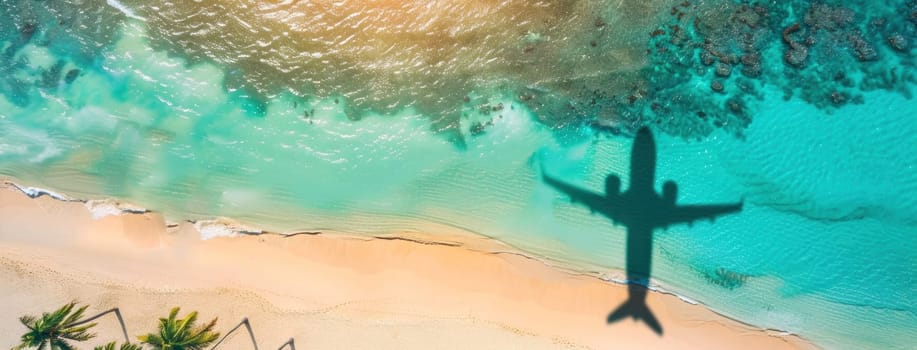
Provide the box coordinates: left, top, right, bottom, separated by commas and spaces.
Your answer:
93, 341, 144, 350
138, 307, 219, 350
14, 301, 97, 350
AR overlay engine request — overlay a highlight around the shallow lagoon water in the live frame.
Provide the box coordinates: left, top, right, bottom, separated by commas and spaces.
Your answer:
1, 2, 916, 349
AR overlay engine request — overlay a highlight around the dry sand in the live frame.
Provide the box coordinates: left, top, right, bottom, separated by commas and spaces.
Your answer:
0, 182, 816, 349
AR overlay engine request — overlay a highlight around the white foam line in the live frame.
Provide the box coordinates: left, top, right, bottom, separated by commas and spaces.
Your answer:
106, 0, 147, 21
192, 219, 264, 240
10, 182, 72, 201
599, 273, 700, 305
84, 199, 149, 219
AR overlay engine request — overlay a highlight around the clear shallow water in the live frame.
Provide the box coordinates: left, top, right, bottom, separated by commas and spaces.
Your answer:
1, 1, 916, 349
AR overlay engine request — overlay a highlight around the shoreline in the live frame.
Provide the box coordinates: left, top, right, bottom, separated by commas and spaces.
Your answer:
0, 180, 816, 349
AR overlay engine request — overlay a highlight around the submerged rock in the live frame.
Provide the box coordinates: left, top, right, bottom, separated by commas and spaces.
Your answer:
469, 120, 493, 136
20, 22, 37, 41
39, 61, 66, 88
830, 91, 849, 105
784, 46, 809, 67
887, 33, 909, 52
804, 3, 854, 31
703, 267, 750, 290
782, 23, 808, 67
740, 53, 761, 77
849, 33, 878, 61
711, 80, 724, 93
715, 63, 732, 77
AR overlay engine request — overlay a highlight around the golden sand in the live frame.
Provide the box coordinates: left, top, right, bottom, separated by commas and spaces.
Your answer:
0, 183, 814, 349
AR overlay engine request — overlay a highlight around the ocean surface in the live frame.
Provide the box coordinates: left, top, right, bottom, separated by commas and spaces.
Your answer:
1, 0, 915, 348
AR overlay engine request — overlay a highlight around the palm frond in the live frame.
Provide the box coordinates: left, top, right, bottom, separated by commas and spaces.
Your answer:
19, 315, 37, 330
51, 337, 75, 350
94, 342, 116, 350
93, 341, 144, 350
61, 304, 90, 326
139, 307, 220, 350
14, 301, 97, 350
59, 322, 97, 341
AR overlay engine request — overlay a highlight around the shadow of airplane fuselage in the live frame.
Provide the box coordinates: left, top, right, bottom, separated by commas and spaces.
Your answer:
542, 127, 743, 336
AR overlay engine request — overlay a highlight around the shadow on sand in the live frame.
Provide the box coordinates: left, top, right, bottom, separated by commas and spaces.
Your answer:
542, 127, 743, 335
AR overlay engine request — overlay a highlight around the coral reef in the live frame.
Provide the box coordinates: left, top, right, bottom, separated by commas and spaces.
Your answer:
577, 0, 914, 140
701, 267, 751, 290
1, 0, 914, 143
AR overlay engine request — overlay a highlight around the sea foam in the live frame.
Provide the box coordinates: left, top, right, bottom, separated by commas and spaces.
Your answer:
106, 0, 146, 21
9, 183, 71, 201
84, 199, 148, 219
192, 219, 263, 240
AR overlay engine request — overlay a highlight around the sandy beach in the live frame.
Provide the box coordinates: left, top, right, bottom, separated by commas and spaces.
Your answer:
0, 182, 815, 349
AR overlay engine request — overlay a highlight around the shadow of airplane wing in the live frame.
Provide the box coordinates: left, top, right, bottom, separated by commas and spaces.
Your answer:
542, 169, 621, 225
660, 201, 743, 228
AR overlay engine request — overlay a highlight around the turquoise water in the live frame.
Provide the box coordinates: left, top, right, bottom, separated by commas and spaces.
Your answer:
1, 1, 916, 348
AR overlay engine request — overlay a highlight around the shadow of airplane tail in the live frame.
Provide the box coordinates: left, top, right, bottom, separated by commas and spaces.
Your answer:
606, 297, 664, 336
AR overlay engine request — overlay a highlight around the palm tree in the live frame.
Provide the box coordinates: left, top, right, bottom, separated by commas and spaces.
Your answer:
209, 318, 257, 350
93, 342, 144, 350
137, 307, 219, 350
13, 301, 97, 350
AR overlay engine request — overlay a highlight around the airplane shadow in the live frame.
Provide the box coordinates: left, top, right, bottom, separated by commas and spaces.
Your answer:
542, 127, 743, 336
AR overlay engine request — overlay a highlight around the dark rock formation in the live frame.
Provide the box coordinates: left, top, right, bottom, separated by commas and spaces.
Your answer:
64, 69, 81, 84
711, 80, 724, 93
887, 33, 909, 51
715, 63, 732, 77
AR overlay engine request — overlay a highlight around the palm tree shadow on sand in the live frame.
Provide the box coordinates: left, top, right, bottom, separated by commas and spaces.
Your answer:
542, 127, 743, 336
